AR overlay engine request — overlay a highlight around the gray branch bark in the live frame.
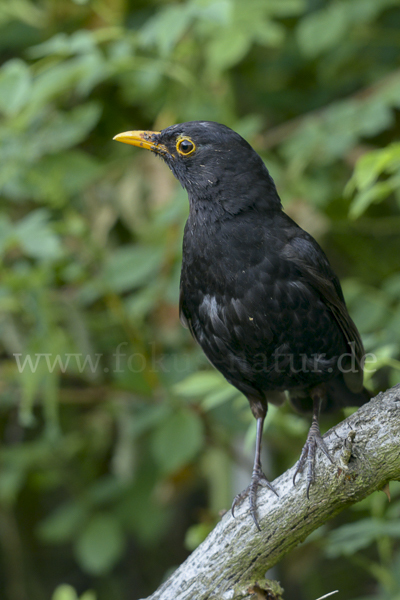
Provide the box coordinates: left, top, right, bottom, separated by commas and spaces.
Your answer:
142, 386, 400, 600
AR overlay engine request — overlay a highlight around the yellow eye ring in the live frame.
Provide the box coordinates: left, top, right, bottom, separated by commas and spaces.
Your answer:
176, 137, 196, 156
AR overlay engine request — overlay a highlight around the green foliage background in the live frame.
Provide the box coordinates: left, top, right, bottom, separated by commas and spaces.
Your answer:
0, 1, 400, 599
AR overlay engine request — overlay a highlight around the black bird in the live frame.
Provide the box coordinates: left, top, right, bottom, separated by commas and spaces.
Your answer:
114, 121, 370, 529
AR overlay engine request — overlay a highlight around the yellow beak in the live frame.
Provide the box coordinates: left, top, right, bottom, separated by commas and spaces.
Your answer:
113, 130, 169, 155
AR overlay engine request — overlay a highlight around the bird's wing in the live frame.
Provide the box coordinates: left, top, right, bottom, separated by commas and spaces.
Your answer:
282, 233, 364, 393
179, 288, 189, 329
179, 287, 198, 341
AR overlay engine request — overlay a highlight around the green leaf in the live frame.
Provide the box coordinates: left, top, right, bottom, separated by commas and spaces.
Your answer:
28, 55, 100, 112
79, 592, 96, 600
383, 273, 400, 299
0, 58, 31, 116
184, 522, 214, 550
347, 143, 400, 217
265, 0, 305, 17
201, 446, 232, 512
28, 30, 96, 58
151, 409, 204, 473
193, 0, 231, 25
0, 214, 13, 255
349, 181, 393, 219
139, 5, 194, 55
174, 371, 227, 397
254, 21, 285, 47
0, 467, 25, 505
51, 585, 96, 600
37, 103, 102, 154
207, 28, 251, 70
14, 209, 62, 260
357, 99, 394, 138
326, 518, 400, 558
25, 151, 101, 205
74, 513, 125, 575
130, 404, 170, 437
175, 372, 240, 411
104, 245, 164, 293
52, 585, 78, 600
351, 145, 400, 192
37, 501, 87, 543
296, 2, 349, 57
202, 385, 238, 410
125, 283, 161, 321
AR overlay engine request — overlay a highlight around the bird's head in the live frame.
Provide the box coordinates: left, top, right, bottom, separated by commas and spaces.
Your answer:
114, 121, 281, 214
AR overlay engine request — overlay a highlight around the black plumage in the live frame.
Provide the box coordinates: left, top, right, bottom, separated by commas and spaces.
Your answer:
114, 121, 370, 529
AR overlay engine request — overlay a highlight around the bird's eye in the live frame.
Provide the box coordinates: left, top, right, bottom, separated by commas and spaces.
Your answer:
176, 137, 196, 156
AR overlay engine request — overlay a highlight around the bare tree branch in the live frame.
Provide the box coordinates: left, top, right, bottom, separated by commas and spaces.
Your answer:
141, 386, 400, 600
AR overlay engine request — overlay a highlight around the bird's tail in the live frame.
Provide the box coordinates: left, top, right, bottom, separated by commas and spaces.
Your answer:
324, 375, 372, 412
289, 374, 372, 414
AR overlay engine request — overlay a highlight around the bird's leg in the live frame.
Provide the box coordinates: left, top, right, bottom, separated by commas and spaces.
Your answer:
293, 386, 334, 497
231, 414, 278, 531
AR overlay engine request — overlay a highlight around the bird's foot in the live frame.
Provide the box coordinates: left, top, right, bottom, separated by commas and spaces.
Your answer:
231, 468, 278, 531
293, 423, 334, 498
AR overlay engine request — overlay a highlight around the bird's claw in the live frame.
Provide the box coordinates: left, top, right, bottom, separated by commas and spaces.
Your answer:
231, 469, 278, 531
293, 426, 334, 498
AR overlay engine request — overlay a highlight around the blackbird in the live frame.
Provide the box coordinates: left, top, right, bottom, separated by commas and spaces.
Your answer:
114, 121, 370, 530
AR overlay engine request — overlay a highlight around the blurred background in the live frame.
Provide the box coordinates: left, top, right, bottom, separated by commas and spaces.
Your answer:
1, 0, 400, 599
